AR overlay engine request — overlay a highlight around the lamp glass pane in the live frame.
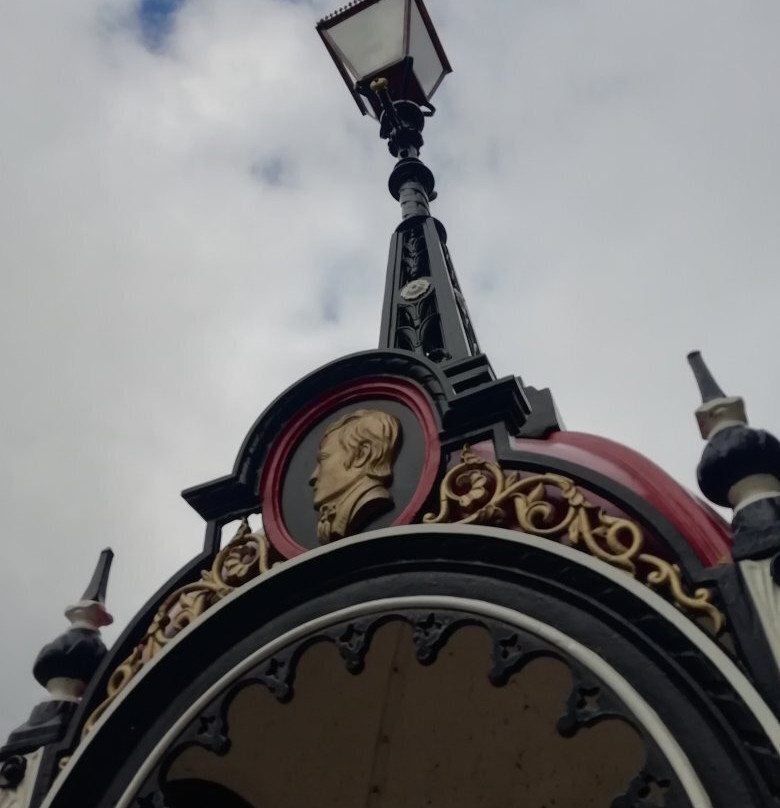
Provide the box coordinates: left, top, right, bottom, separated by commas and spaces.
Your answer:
408, 0, 444, 96
325, 0, 407, 82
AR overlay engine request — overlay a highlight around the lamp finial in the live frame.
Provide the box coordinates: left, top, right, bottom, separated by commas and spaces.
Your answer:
687, 351, 746, 440
687, 350, 727, 404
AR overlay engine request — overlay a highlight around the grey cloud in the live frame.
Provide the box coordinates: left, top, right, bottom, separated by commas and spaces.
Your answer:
1, 0, 779, 734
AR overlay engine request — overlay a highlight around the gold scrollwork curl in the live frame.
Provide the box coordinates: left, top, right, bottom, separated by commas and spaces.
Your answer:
423, 447, 724, 635
82, 519, 270, 737
639, 556, 724, 635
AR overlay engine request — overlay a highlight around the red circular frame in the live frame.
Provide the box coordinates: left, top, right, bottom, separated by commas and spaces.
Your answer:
260, 377, 441, 559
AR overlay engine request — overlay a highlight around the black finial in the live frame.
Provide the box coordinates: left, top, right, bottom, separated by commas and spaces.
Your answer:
0, 550, 115, 760
0, 755, 27, 787
687, 350, 727, 403
80, 548, 113, 604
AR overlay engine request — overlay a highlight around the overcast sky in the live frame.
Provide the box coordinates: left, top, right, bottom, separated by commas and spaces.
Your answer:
1, 0, 779, 735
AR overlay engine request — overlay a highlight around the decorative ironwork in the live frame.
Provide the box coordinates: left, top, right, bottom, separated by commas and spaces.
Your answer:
0, 756, 26, 789
256, 655, 294, 702
82, 520, 271, 736
423, 447, 725, 636
137, 609, 679, 808
193, 710, 230, 755
134, 792, 166, 808
400, 278, 430, 300
440, 239, 480, 356
395, 226, 448, 359
613, 771, 672, 808
411, 611, 451, 663
335, 619, 372, 674
557, 671, 615, 738
400, 225, 428, 285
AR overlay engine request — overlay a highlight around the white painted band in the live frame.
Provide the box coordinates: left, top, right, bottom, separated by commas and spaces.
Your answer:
729, 474, 780, 512
705, 418, 745, 439
64, 601, 112, 630
45, 678, 83, 702
65, 620, 99, 632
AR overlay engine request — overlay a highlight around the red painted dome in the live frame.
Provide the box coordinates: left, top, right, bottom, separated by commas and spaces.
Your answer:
512, 431, 732, 567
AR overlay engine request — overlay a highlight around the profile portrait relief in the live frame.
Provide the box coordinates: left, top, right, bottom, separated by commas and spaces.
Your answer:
309, 408, 402, 544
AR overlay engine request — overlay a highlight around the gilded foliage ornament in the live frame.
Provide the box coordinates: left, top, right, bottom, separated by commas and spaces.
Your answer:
423, 447, 724, 635
82, 520, 270, 736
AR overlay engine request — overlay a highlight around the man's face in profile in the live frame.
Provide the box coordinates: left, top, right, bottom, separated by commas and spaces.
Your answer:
308, 408, 400, 544
309, 428, 366, 508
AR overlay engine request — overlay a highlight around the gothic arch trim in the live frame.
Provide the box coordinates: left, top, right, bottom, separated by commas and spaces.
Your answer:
114, 595, 712, 808
42, 525, 779, 808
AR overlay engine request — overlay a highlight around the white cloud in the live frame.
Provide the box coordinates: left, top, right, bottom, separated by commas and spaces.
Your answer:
1, 0, 779, 732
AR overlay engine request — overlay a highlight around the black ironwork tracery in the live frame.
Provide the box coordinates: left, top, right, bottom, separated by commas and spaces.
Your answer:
133, 608, 689, 808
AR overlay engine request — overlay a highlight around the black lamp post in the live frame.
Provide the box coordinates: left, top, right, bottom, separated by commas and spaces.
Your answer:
316, 0, 481, 364
316, 0, 540, 438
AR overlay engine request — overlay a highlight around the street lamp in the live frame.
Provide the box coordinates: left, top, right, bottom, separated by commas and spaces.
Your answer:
318, 0, 453, 224
316, 0, 484, 368
317, 0, 486, 373
316, 0, 452, 118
